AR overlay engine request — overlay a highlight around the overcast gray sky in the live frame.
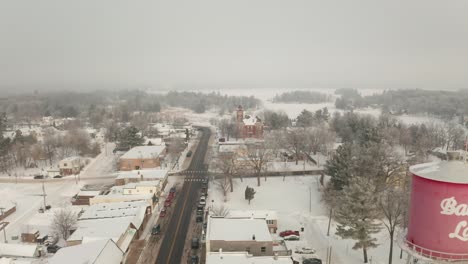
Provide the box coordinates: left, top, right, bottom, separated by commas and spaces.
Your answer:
0, 0, 467, 91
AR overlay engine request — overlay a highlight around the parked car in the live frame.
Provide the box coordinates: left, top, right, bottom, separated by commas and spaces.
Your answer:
196, 215, 203, 223
279, 230, 300, 237
33, 175, 44, 179
191, 238, 200, 249
164, 199, 172, 207
151, 224, 160, 235
47, 245, 61, 254
203, 223, 207, 229
190, 255, 199, 264
303, 258, 322, 264
168, 192, 175, 199
199, 196, 206, 206
295, 247, 316, 254
45, 205, 52, 210
283, 235, 300, 241
53, 175, 62, 178
170, 187, 176, 193
160, 208, 167, 217
186, 150, 193, 157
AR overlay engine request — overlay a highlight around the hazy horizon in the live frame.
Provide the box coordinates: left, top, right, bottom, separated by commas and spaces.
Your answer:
1, 0, 468, 92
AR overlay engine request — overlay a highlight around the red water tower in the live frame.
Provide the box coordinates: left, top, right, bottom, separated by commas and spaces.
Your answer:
401, 152, 468, 262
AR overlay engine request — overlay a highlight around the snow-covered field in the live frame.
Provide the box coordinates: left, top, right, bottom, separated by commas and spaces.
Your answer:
208, 176, 408, 264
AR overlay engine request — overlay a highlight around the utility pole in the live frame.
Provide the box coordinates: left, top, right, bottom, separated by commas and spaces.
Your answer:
309, 186, 312, 213
41, 182, 47, 209
0, 220, 8, 243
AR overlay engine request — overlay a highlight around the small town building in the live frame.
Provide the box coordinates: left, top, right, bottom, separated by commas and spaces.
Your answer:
79, 201, 151, 238
67, 217, 140, 252
206, 252, 293, 264
236, 106, 264, 139
206, 217, 273, 256
89, 192, 158, 208
49, 239, 123, 264
226, 210, 278, 234
114, 169, 168, 187
0, 243, 39, 259
118, 146, 166, 171
71, 190, 102, 206
59, 156, 83, 175
46, 166, 61, 178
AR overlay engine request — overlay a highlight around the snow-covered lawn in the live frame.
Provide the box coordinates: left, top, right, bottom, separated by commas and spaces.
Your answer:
208, 176, 408, 264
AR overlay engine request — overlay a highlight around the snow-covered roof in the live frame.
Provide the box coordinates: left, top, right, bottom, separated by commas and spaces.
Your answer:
120, 146, 165, 159
123, 181, 161, 189
114, 169, 168, 180
77, 190, 101, 197
23, 207, 82, 236
49, 239, 123, 264
207, 218, 272, 242
68, 217, 135, 243
226, 210, 277, 220
0, 243, 38, 258
0, 202, 16, 212
243, 115, 260, 126
79, 201, 149, 220
206, 252, 293, 264
410, 160, 468, 184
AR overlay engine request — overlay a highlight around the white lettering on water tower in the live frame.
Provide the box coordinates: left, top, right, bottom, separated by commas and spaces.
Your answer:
441, 197, 468, 241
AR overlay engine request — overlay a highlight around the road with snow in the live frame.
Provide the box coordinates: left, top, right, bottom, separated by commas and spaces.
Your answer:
155, 127, 211, 264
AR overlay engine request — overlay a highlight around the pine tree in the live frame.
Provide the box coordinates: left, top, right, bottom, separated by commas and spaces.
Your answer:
335, 177, 382, 263
117, 126, 144, 150
244, 186, 256, 205
325, 143, 353, 191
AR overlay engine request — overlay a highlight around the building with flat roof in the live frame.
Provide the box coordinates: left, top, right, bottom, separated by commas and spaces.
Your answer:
206, 217, 273, 256
49, 239, 123, 264
114, 169, 168, 187
226, 210, 278, 234
119, 146, 166, 171
206, 252, 293, 264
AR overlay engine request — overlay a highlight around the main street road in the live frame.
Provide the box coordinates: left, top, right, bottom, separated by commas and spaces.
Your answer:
155, 127, 211, 264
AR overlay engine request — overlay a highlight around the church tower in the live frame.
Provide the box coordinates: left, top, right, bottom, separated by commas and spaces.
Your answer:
236, 105, 244, 123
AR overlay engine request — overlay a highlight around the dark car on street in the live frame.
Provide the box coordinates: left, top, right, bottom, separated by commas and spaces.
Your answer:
34, 175, 44, 179
191, 238, 199, 249
303, 258, 322, 264
190, 255, 199, 264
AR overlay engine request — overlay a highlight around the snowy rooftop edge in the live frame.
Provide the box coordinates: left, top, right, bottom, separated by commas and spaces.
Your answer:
410, 160, 468, 184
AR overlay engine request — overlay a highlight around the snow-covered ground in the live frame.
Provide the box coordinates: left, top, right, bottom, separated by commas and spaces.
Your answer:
0, 143, 118, 245
207, 176, 408, 264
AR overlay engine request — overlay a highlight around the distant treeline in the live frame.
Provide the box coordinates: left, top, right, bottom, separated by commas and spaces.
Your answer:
333, 88, 468, 120
163, 91, 260, 114
363, 89, 468, 119
272, 90, 330, 104
0, 90, 261, 123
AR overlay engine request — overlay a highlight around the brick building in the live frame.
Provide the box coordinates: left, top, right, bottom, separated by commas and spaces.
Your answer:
236, 106, 264, 139
118, 146, 166, 171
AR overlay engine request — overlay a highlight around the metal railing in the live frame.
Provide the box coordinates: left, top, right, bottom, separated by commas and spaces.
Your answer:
398, 230, 468, 262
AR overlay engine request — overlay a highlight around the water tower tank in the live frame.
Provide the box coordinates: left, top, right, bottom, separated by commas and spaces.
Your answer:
406, 155, 468, 261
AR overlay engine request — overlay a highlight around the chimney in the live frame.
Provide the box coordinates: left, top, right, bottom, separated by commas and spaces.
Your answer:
447, 151, 460, 161
252, 234, 255, 240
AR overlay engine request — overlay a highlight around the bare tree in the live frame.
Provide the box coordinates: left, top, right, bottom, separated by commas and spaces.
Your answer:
243, 142, 273, 186
279, 128, 306, 165
51, 208, 78, 240
42, 128, 57, 166
213, 152, 240, 192
379, 187, 407, 264
445, 121, 465, 151
214, 176, 231, 202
